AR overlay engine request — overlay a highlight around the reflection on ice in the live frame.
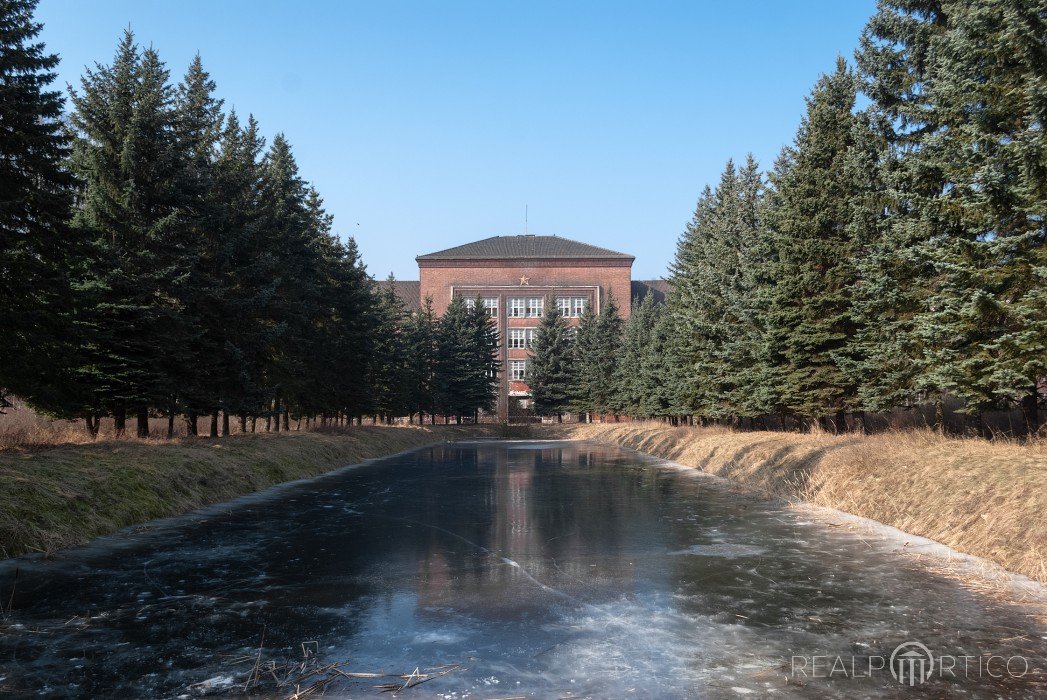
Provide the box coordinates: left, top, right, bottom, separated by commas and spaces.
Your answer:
0, 441, 1044, 698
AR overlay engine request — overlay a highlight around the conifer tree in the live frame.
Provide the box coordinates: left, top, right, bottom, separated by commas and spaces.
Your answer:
405, 297, 439, 422
670, 157, 767, 422
171, 54, 224, 436
0, 0, 75, 415
68, 33, 184, 435
614, 292, 659, 417
464, 295, 501, 420
570, 297, 623, 420
763, 58, 861, 431
528, 299, 574, 421
434, 295, 476, 422
369, 275, 411, 421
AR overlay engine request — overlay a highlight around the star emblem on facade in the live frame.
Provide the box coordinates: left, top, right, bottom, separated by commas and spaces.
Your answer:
519, 276, 530, 285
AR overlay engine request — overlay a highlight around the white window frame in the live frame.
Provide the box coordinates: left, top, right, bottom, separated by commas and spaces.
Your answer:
509, 329, 527, 349
525, 328, 538, 348
572, 297, 587, 317
482, 297, 498, 317
556, 297, 571, 316
526, 297, 543, 317
509, 360, 527, 380
508, 297, 526, 317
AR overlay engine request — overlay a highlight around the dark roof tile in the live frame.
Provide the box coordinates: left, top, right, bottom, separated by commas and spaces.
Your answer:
417, 235, 634, 261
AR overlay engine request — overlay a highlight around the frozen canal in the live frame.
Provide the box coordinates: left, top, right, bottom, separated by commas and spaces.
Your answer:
1, 440, 1044, 698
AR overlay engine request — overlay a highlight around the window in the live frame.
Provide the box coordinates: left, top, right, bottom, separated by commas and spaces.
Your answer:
509, 328, 538, 349
463, 296, 498, 315
510, 360, 527, 380
556, 296, 589, 318
509, 297, 543, 318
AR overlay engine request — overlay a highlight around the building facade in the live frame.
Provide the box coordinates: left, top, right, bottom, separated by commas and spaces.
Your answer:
393, 234, 666, 421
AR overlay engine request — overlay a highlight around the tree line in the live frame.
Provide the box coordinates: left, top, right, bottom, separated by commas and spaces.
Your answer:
0, 1, 498, 436
527, 1, 1045, 435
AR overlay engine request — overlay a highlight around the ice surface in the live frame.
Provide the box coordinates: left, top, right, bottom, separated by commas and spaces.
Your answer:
0, 441, 1044, 698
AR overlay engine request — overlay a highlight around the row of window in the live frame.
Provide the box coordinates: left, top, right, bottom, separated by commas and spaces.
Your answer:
508, 327, 577, 350
463, 296, 591, 318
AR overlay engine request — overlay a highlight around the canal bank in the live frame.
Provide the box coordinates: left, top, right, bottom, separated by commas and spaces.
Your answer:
0, 426, 501, 559
552, 423, 1047, 585
3, 423, 1044, 589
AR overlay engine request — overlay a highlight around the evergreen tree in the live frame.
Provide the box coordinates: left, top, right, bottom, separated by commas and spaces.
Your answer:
208, 112, 272, 429
171, 54, 224, 436
614, 291, 659, 417
0, 0, 75, 414
434, 295, 476, 422
404, 297, 439, 422
669, 157, 768, 422
528, 299, 574, 420
369, 274, 411, 421
464, 295, 501, 420
68, 33, 184, 435
255, 133, 321, 430
763, 57, 862, 431
910, 0, 1046, 431
569, 301, 600, 418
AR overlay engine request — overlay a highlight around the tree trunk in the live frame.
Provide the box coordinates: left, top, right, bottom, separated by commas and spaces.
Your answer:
167, 411, 175, 439
834, 409, 846, 434
855, 410, 867, 435
222, 411, 230, 436
240, 414, 247, 433
136, 406, 149, 438
185, 412, 198, 436
84, 414, 100, 438
251, 416, 257, 432
210, 410, 219, 438
934, 396, 945, 434
113, 405, 126, 437
283, 410, 290, 431
1021, 388, 1040, 436
557, 413, 562, 424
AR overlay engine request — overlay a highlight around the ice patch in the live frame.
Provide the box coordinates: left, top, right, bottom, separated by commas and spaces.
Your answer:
411, 630, 466, 645
669, 543, 767, 558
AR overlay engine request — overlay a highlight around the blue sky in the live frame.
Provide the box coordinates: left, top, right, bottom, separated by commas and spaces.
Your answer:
37, 1, 876, 281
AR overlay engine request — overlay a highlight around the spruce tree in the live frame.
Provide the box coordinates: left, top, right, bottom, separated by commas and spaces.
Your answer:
464, 295, 501, 420
0, 0, 75, 415
763, 57, 862, 431
68, 33, 184, 435
405, 297, 439, 422
614, 291, 658, 417
528, 299, 574, 421
434, 295, 476, 422
569, 301, 600, 418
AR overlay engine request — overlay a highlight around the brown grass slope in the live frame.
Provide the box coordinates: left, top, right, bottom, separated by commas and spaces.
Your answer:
0, 426, 496, 558
551, 423, 1047, 584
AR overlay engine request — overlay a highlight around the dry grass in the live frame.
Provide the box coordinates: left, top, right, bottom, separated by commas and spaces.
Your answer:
551, 422, 1047, 584
0, 425, 499, 559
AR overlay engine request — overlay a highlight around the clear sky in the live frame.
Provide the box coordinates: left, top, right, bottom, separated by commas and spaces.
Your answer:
37, 0, 876, 281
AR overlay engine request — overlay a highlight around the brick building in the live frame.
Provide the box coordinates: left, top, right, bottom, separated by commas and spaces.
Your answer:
391, 234, 667, 421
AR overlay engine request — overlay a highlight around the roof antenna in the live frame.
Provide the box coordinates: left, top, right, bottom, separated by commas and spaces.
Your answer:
524, 205, 528, 235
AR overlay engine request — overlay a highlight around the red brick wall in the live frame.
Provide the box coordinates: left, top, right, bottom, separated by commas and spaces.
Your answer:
418, 259, 633, 318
